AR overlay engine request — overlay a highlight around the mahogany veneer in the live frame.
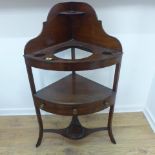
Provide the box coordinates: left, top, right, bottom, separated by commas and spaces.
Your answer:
25, 40, 122, 71
24, 2, 123, 147
34, 74, 115, 116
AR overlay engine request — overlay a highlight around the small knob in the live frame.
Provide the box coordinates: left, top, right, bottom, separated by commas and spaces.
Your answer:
40, 103, 45, 109
45, 57, 53, 61
104, 102, 109, 107
73, 109, 78, 115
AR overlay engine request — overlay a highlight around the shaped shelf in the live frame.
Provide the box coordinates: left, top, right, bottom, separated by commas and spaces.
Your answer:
24, 40, 122, 71
34, 74, 115, 116
59, 10, 86, 16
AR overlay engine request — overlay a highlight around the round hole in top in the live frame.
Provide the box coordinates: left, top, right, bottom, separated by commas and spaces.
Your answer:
34, 53, 46, 57
54, 48, 93, 60
102, 51, 112, 55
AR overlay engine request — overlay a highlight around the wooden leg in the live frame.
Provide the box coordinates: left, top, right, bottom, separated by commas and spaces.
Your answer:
108, 105, 116, 144
35, 107, 43, 147
107, 62, 121, 144
25, 65, 44, 147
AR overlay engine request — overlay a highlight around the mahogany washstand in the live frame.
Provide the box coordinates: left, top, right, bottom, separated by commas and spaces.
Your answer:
24, 2, 123, 147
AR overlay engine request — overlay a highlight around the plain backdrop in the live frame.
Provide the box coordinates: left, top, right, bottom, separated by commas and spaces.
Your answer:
0, 0, 155, 127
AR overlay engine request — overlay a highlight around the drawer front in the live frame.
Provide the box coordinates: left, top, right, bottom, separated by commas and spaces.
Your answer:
34, 96, 114, 116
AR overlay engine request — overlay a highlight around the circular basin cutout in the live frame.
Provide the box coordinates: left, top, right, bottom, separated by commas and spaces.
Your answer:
54, 48, 93, 60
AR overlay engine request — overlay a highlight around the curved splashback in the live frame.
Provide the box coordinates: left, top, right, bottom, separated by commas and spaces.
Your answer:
24, 2, 122, 54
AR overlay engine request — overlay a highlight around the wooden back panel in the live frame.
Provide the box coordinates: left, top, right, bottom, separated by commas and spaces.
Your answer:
24, 2, 122, 54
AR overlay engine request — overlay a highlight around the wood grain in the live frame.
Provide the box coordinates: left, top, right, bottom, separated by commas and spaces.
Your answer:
34, 74, 115, 116
0, 113, 155, 155
24, 2, 123, 146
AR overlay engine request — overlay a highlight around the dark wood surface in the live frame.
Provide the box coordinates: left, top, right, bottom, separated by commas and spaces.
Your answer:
25, 40, 122, 71
34, 74, 115, 116
24, 2, 122, 54
24, 2, 123, 147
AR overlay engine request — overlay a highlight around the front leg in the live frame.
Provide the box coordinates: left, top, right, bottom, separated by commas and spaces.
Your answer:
35, 107, 43, 147
107, 105, 116, 144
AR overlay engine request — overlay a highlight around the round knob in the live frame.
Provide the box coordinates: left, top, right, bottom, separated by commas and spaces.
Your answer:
40, 103, 45, 109
45, 57, 53, 61
104, 102, 109, 107
73, 109, 78, 115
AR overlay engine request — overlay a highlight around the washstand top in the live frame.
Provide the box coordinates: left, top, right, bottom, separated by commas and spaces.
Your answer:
24, 2, 122, 71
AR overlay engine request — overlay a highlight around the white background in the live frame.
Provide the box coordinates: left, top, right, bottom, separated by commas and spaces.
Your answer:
0, 0, 155, 131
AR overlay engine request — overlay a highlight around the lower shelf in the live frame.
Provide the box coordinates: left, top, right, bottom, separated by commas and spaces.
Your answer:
44, 115, 108, 140
34, 74, 116, 115
36, 114, 116, 147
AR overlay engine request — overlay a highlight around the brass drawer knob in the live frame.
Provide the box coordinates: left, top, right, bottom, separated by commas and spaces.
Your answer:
105, 102, 109, 107
73, 109, 78, 115
45, 57, 53, 61
40, 103, 45, 109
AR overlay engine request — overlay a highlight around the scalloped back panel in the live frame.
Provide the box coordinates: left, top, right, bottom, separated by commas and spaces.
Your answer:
24, 2, 122, 54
